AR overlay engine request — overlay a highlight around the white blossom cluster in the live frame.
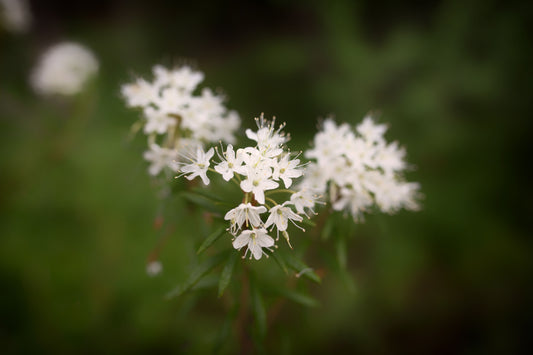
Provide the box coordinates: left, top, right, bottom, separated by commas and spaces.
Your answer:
121, 65, 240, 177
301, 115, 420, 220
30, 42, 99, 96
176, 115, 318, 260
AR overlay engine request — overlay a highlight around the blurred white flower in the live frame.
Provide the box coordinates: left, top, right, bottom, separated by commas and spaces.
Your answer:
143, 144, 179, 176
122, 64, 241, 177
30, 42, 99, 96
143, 106, 177, 134
289, 189, 320, 217
146, 260, 163, 277
121, 78, 158, 107
302, 115, 420, 220
0, 0, 31, 33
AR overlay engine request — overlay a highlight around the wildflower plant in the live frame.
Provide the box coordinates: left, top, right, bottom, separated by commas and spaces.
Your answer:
121, 63, 421, 352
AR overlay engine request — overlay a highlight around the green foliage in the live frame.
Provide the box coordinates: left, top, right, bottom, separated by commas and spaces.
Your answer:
250, 275, 267, 340
218, 250, 238, 297
278, 250, 321, 284
272, 286, 319, 308
197, 226, 227, 255
180, 191, 226, 215
166, 251, 228, 299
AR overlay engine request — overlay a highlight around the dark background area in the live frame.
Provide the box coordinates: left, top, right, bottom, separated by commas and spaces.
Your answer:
1, 0, 532, 353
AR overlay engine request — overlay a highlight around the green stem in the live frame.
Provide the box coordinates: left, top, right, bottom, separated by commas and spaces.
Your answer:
265, 197, 278, 206
265, 189, 296, 195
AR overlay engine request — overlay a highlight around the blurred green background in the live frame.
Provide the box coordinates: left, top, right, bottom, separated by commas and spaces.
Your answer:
1, 0, 532, 353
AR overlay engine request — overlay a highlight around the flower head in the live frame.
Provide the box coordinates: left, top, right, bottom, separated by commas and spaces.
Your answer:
302, 115, 420, 219
232, 228, 274, 260
240, 166, 279, 205
178, 147, 214, 185
214, 144, 245, 181
173, 115, 315, 259
224, 203, 267, 234
143, 144, 179, 176
265, 202, 303, 233
122, 64, 240, 177
31, 42, 98, 96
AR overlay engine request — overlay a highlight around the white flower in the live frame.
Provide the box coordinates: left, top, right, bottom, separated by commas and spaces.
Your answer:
30, 42, 98, 96
265, 202, 303, 232
143, 106, 177, 135
153, 65, 204, 93
121, 78, 158, 108
143, 144, 178, 176
122, 64, 241, 163
302, 115, 420, 219
332, 187, 373, 220
290, 189, 319, 217
240, 166, 279, 204
232, 228, 274, 260
214, 144, 245, 181
178, 147, 214, 185
153, 87, 190, 115
272, 154, 304, 188
373, 141, 407, 175
224, 203, 267, 234
0, 0, 31, 33
245, 114, 288, 157
146, 260, 163, 277
356, 115, 387, 144
371, 178, 420, 213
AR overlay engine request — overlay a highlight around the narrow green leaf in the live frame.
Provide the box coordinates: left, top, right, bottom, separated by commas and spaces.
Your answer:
180, 191, 225, 214
218, 251, 238, 297
166, 251, 228, 299
336, 235, 347, 270
321, 249, 356, 294
251, 277, 267, 339
321, 215, 335, 240
280, 251, 321, 284
274, 287, 319, 307
190, 274, 219, 291
269, 250, 289, 275
190, 187, 225, 203
338, 266, 356, 294
301, 217, 316, 228
196, 226, 227, 255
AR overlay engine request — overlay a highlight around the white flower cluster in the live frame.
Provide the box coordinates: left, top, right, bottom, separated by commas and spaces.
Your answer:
121, 65, 240, 177
302, 115, 420, 219
176, 116, 318, 260
0, 0, 31, 33
30, 42, 99, 96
